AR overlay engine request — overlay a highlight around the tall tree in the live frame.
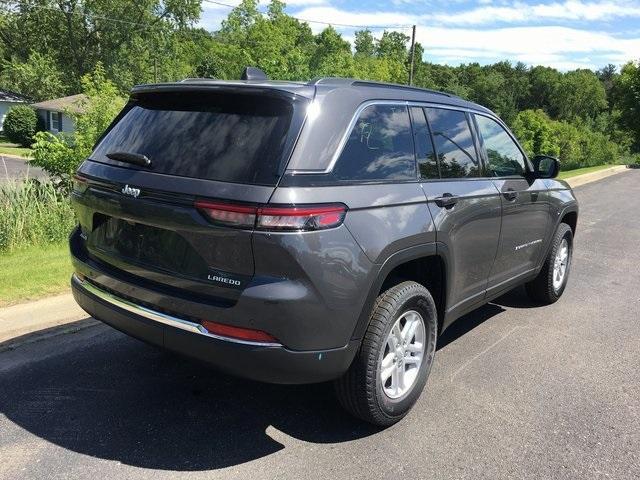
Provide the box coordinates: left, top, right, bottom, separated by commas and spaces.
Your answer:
612, 61, 640, 150
526, 65, 562, 114
0, 0, 201, 92
0, 50, 65, 100
354, 29, 375, 57
550, 69, 608, 121
376, 30, 409, 63
597, 63, 618, 102
309, 26, 353, 76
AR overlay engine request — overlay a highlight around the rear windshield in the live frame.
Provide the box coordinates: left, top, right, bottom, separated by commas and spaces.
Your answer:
91, 91, 304, 186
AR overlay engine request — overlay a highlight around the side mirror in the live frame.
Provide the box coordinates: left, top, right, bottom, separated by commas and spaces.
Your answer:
532, 155, 559, 179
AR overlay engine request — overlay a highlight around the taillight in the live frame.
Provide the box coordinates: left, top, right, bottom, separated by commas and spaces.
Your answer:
196, 201, 347, 231
72, 174, 88, 193
200, 320, 279, 344
194, 201, 257, 229
257, 205, 346, 231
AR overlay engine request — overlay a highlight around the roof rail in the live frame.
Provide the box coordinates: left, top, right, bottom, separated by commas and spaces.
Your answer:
350, 80, 456, 98
307, 77, 355, 86
307, 77, 458, 98
179, 77, 215, 82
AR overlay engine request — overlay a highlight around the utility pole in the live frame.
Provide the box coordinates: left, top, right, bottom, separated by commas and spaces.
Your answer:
409, 25, 416, 85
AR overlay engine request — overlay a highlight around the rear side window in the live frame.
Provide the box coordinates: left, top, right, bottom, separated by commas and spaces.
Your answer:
333, 105, 416, 181
91, 91, 302, 186
474, 114, 526, 177
425, 108, 480, 178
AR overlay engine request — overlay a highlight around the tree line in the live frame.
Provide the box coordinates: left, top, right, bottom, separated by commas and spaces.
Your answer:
1, 0, 639, 169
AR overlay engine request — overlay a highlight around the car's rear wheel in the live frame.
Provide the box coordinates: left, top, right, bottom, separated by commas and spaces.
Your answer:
334, 281, 437, 427
526, 222, 573, 304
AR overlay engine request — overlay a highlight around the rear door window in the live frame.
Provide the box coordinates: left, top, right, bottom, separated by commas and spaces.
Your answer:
333, 104, 416, 181
410, 107, 439, 179
91, 91, 303, 186
424, 108, 480, 178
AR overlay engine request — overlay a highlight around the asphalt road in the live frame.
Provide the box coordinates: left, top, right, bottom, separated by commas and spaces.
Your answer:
0, 155, 46, 182
1, 171, 638, 480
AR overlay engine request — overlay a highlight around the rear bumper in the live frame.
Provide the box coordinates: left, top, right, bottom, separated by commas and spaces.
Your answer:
71, 274, 359, 384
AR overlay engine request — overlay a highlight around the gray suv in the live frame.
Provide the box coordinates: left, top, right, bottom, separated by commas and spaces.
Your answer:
70, 69, 578, 426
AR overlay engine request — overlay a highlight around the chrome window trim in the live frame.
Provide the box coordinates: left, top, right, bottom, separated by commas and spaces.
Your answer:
75, 275, 282, 347
288, 99, 492, 175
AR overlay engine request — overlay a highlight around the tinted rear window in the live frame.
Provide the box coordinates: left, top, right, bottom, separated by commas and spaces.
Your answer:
91, 91, 303, 186
332, 104, 416, 182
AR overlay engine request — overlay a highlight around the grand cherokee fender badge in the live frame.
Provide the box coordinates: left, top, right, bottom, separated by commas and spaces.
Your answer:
121, 184, 141, 198
515, 238, 543, 251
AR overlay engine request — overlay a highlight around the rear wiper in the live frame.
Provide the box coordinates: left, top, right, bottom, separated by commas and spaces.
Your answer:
106, 151, 152, 168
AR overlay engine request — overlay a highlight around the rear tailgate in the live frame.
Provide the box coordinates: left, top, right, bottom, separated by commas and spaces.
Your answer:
72, 87, 308, 302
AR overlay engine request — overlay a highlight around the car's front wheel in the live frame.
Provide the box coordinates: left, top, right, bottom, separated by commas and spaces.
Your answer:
334, 281, 437, 427
526, 222, 573, 304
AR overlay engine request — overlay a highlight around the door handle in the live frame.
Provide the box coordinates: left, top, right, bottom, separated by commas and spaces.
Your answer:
434, 193, 459, 209
503, 188, 518, 201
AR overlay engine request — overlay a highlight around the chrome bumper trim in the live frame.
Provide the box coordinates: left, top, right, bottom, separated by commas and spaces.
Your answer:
74, 274, 282, 347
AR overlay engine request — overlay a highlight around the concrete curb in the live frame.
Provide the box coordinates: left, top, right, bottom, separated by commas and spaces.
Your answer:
0, 318, 100, 353
0, 293, 89, 346
0, 152, 29, 161
565, 165, 629, 188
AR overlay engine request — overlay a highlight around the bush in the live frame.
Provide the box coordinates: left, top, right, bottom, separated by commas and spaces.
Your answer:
3, 105, 43, 147
0, 180, 76, 252
30, 131, 84, 191
29, 64, 125, 193
512, 108, 626, 170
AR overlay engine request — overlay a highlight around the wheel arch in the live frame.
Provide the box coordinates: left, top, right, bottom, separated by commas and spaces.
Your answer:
535, 202, 578, 274
350, 244, 448, 341
560, 209, 578, 235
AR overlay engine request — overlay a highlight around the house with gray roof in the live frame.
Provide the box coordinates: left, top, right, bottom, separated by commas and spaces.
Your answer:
31, 94, 87, 134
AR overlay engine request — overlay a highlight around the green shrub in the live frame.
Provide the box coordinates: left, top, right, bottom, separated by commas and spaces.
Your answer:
29, 64, 125, 193
512, 108, 625, 170
0, 180, 76, 252
3, 105, 44, 147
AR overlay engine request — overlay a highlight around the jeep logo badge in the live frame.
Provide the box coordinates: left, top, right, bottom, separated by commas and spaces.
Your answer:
121, 184, 141, 198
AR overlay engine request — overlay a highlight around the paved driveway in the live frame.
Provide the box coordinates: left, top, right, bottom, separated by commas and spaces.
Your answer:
0, 155, 46, 182
0, 171, 638, 479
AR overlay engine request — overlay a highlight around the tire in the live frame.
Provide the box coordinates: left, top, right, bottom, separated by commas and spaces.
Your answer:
526, 222, 573, 304
334, 281, 438, 427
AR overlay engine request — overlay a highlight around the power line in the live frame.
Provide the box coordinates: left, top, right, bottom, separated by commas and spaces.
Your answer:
0, 0, 160, 30
202, 0, 413, 31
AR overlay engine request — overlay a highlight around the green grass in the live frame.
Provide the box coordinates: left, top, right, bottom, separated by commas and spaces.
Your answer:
557, 164, 617, 180
0, 243, 72, 306
0, 134, 32, 157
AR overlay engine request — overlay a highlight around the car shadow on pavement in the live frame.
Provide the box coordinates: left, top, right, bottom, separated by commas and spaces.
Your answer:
437, 286, 538, 349
491, 285, 542, 309
0, 329, 379, 471
0, 287, 534, 472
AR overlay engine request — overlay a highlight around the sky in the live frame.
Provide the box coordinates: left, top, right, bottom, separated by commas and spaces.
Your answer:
198, 0, 640, 71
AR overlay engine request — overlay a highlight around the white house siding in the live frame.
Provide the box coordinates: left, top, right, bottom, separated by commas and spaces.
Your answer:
0, 101, 25, 131
36, 109, 77, 135
61, 113, 76, 133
